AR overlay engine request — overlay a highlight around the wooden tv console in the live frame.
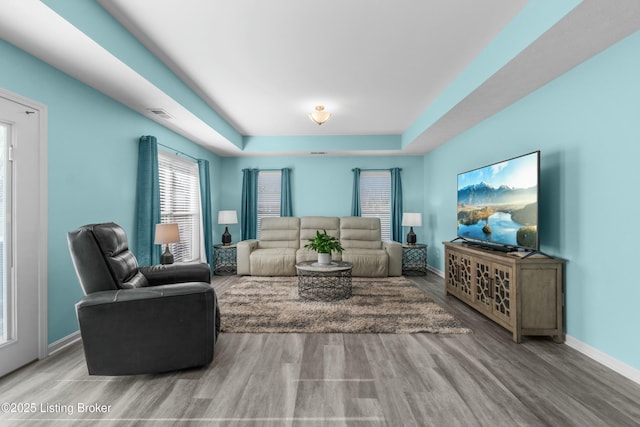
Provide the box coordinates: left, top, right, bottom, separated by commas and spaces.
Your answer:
443, 242, 565, 343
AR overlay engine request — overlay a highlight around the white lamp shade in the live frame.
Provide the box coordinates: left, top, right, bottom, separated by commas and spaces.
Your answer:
401, 212, 422, 227
218, 210, 238, 225
154, 223, 180, 244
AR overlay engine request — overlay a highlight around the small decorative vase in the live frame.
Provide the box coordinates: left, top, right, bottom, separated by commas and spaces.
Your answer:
406, 226, 416, 245
221, 226, 232, 246
317, 252, 332, 265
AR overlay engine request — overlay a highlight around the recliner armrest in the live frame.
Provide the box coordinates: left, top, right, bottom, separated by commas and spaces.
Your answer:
75, 283, 216, 375
383, 240, 403, 276
237, 240, 259, 275
140, 262, 211, 286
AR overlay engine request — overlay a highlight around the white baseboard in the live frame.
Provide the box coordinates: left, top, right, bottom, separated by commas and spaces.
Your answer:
47, 330, 81, 356
427, 265, 444, 278
565, 335, 640, 386
428, 264, 640, 386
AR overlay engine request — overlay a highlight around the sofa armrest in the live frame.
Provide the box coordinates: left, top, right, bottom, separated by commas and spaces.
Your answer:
383, 241, 403, 276
75, 283, 216, 375
139, 262, 211, 286
237, 240, 259, 275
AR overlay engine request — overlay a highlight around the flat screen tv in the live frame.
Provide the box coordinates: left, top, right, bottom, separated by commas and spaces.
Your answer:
457, 151, 540, 251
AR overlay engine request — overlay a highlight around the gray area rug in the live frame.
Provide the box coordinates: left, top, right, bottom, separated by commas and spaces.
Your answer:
219, 276, 472, 334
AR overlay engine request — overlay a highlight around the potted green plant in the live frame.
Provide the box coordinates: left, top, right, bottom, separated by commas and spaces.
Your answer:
304, 230, 344, 265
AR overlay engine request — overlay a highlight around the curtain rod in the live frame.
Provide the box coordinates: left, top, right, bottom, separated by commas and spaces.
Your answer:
157, 142, 198, 161
351, 168, 402, 171
241, 168, 291, 172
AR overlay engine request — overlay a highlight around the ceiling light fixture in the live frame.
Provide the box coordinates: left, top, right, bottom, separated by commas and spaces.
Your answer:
308, 105, 331, 125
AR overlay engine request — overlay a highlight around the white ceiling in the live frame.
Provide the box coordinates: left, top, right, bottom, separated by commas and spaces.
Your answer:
100, 0, 527, 136
1, 1, 640, 156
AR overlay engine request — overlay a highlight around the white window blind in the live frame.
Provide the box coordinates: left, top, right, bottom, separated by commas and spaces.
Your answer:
257, 171, 281, 238
158, 151, 201, 262
360, 170, 391, 241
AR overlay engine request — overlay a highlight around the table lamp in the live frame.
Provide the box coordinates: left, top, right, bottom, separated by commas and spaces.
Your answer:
154, 223, 180, 264
401, 212, 422, 245
218, 210, 238, 246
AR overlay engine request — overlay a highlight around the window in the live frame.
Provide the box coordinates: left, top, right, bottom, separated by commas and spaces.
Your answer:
360, 170, 391, 241
158, 151, 202, 262
257, 170, 281, 238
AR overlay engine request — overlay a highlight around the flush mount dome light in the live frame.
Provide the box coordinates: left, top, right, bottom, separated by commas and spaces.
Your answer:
308, 105, 332, 125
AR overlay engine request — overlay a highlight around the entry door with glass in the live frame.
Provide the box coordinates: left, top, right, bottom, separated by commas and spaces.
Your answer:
0, 93, 45, 377
0, 122, 8, 348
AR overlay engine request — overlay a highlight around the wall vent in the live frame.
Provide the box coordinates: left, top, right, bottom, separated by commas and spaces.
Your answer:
147, 108, 173, 120
310, 151, 327, 155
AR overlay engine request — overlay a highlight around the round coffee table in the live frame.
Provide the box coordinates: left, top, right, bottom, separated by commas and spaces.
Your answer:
295, 260, 353, 301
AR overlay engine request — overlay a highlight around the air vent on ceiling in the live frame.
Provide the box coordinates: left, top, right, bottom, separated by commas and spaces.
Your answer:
147, 108, 173, 120
310, 151, 327, 155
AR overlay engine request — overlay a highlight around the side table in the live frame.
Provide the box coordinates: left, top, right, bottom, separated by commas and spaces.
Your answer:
402, 243, 428, 276
213, 244, 237, 275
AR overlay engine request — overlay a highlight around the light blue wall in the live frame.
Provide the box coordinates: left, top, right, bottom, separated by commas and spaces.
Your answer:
424, 31, 640, 370
243, 135, 401, 153
402, 0, 581, 147
42, 0, 242, 149
219, 155, 424, 243
0, 40, 221, 344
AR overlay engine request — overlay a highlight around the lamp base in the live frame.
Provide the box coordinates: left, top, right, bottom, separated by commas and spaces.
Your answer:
160, 246, 174, 265
221, 226, 232, 246
406, 227, 417, 245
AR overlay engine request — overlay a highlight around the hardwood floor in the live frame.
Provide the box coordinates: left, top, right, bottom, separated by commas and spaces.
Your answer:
1, 273, 640, 426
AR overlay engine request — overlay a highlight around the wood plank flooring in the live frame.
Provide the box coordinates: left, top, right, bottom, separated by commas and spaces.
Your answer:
1, 273, 639, 426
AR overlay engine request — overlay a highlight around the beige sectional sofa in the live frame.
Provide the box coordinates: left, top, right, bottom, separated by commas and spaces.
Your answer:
237, 216, 402, 277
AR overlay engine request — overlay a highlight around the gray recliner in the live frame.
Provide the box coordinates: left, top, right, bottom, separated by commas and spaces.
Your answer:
67, 222, 219, 376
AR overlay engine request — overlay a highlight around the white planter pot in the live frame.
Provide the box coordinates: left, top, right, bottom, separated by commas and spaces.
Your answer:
317, 253, 332, 265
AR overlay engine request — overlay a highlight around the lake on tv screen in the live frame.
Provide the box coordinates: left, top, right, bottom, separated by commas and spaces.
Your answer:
457, 203, 538, 248
458, 212, 520, 246
457, 154, 538, 248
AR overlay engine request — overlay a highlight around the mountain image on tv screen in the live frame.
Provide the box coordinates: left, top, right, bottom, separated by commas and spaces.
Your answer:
457, 151, 539, 250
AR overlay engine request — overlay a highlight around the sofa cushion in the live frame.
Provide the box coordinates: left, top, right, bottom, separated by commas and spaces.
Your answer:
250, 248, 298, 276
298, 216, 342, 262
258, 217, 300, 249
299, 216, 340, 246
342, 248, 389, 277
340, 216, 382, 250
296, 248, 342, 263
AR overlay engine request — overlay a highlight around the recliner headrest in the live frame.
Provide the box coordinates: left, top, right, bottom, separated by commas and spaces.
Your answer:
90, 222, 130, 257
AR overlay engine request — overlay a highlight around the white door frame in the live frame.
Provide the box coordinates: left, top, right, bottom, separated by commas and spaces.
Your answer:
0, 88, 48, 364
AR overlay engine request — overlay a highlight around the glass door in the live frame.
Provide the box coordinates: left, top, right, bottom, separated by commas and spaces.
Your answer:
0, 123, 7, 345
0, 92, 43, 377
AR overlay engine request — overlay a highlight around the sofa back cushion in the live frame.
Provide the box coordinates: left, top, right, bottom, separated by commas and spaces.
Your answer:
340, 216, 382, 249
299, 216, 340, 248
258, 217, 301, 249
